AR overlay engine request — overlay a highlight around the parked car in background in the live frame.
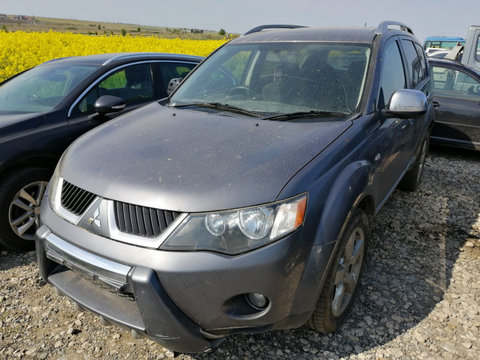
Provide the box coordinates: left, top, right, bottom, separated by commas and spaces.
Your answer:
462, 25, 480, 71
36, 22, 433, 353
424, 36, 465, 51
427, 26, 480, 71
429, 58, 480, 150
427, 50, 450, 59
0, 53, 201, 251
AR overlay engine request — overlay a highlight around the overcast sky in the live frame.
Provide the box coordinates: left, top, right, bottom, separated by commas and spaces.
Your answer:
1, 0, 479, 42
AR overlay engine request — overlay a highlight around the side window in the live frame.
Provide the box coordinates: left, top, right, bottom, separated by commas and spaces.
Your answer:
72, 63, 154, 116
378, 40, 406, 108
159, 62, 197, 93
401, 40, 423, 88
476, 35, 480, 62
414, 43, 428, 81
432, 65, 480, 101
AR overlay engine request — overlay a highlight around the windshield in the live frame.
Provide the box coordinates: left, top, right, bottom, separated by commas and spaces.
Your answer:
0, 63, 99, 114
171, 42, 371, 119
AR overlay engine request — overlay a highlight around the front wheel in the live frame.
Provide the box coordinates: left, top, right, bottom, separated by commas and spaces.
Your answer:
308, 208, 370, 333
0, 167, 51, 251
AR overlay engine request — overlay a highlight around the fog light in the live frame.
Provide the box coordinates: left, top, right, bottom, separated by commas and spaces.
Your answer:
246, 293, 269, 309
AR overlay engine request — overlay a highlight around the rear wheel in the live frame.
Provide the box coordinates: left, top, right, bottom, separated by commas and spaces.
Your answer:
308, 208, 370, 333
0, 167, 51, 251
398, 136, 429, 192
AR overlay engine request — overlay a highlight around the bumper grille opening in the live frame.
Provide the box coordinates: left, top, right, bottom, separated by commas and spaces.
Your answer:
81, 271, 135, 301
61, 180, 97, 216
114, 201, 180, 238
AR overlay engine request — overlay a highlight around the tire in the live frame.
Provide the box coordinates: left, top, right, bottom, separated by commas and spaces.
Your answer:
308, 208, 370, 333
0, 167, 51, 251
398, 136, 429, 192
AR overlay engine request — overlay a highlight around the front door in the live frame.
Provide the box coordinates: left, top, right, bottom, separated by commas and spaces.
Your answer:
431, 64, 480, 150
66, 63, 157, 144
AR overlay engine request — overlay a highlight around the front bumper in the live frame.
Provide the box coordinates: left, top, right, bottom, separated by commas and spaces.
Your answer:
36, 199, 334, 353
37, 228, 213, 352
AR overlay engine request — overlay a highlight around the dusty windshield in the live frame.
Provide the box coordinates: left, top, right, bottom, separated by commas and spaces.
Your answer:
171, 42, 371, 118
0, 63, 99, 114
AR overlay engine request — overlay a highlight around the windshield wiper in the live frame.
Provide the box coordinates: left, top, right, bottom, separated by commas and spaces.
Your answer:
263, 110, 351, 121
170, 102, 262, 118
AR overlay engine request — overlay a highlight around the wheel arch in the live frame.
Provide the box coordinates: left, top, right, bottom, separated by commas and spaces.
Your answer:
309, 159, 375, 297
0, 153, 58, 179
287, 160, 376, 319
312, 159, 375, 248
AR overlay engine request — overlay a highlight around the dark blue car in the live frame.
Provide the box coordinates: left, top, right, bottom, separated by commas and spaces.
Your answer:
36, 22, 433, 353
0, 53, 201, 251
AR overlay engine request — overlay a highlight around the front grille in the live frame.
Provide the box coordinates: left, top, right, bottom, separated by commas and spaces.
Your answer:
61, 181, 97, 216
114, 201, 180, 238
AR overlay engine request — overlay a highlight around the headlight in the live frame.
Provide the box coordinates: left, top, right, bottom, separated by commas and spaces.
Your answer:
160, 194, 307, 255
48, 163, 62, 211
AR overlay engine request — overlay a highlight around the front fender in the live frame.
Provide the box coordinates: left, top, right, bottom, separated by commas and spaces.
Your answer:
286, 160, 374, 318
314, 159, 373, 247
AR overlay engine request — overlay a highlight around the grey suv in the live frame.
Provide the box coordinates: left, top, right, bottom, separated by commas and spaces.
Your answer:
36, 22, 433, 353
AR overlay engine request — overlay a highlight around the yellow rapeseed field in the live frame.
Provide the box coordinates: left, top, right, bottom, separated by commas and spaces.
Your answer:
0, 31, 228, 82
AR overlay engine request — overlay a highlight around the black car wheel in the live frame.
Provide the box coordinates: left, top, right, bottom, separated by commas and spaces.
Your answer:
398, 135, 429, 192
0, 167, 51, 251
308, 208, 370, 333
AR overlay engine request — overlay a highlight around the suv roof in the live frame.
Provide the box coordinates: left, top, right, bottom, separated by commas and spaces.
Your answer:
234, 21, 415, 44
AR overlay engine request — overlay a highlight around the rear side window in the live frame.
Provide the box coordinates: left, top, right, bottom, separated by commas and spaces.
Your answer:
401, 40, 424, 88
159, 62, 197, 94
476, 35, 480, 62
378, 40, 406, 108
414, 43, 428, 81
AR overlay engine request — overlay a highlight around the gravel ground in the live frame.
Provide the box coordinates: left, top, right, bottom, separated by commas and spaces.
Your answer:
1, 146, 479, 360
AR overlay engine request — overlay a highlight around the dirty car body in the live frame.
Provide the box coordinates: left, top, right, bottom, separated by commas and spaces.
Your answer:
36, 23, 433, 353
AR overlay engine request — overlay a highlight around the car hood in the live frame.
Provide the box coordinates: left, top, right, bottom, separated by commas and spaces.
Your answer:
61, 103, 352, 212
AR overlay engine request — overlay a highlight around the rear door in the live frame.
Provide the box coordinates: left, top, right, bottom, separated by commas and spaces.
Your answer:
154, 61, 198, 95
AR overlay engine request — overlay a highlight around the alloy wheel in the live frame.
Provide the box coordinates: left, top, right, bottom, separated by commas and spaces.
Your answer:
331, 227, 365, 317
8, 180, 48, 240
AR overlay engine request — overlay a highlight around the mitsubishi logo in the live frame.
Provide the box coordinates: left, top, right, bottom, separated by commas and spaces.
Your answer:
87, 207, 101, 228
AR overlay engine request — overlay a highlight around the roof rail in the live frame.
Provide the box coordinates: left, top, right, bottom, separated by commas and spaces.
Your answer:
244, 24, 307, 35
376, 21, 413, 35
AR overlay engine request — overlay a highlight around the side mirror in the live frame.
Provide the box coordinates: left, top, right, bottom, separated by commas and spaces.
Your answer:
94, 95, 126, 116
167, 77, 183, 95
384, 89, 427, 118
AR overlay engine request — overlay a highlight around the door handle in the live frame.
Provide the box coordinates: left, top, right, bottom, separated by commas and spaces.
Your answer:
433, 101, 441, 108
